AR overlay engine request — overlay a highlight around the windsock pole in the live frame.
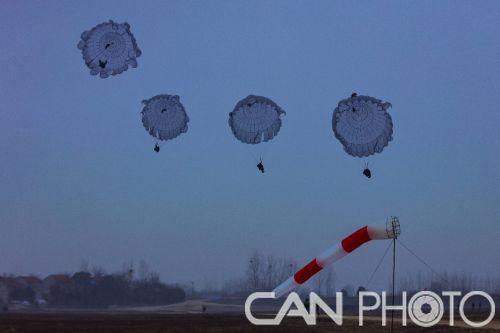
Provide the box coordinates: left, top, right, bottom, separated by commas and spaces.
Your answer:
272, 217, 401, 298
390, 221, 399, 333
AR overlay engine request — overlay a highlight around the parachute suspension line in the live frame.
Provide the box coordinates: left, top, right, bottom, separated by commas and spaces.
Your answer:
362, 159, 375, 170
259, 141, 270, 164
244, 144, 259, 164
365, 241, 392, 288
154, 140, 166, 148
243, 141, 270, 166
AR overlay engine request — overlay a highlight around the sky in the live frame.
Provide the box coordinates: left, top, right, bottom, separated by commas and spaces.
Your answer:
0, 0, 499, 291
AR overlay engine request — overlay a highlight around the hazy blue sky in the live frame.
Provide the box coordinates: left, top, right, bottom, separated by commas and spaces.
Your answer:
1, 0, 499, 290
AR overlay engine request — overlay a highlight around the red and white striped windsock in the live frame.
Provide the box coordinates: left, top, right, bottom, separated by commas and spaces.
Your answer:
272, 217, 401, 298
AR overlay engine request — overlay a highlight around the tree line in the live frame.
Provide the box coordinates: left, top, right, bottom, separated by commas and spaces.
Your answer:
0, 261, 185, 309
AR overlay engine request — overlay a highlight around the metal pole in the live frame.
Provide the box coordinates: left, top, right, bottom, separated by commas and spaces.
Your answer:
390, 237, 396, 333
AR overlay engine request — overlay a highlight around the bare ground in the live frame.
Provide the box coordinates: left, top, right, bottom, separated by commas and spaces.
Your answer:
0, 300, 498, 333
0, 312, 499, 333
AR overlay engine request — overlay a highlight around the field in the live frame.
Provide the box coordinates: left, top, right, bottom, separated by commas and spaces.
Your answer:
1, 312, 499, 333
1, 299, 498, 333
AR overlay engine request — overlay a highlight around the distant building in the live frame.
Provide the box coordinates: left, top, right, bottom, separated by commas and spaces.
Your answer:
42, 274, 71, 299
0, 276, 42, 304
17, 276, 42, 286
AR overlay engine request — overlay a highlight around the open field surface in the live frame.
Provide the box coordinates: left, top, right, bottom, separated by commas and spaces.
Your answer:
0, 312, 499, 333
1, 299, 498, 332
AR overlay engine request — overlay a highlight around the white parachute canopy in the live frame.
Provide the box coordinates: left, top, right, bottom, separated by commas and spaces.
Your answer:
332, 94, 393, 157
77, 20, 141, 78
141, 94, 189, 141
228, 95, 286, 144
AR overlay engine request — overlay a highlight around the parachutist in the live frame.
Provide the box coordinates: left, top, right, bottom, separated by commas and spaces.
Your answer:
332, 95, 393, 178
228, 95, 285, 171
257, 160, 265, 173
363, 168, 371, 178
141, 94, 190, 152
78, 20, 141, 78
351, 93, 358, 112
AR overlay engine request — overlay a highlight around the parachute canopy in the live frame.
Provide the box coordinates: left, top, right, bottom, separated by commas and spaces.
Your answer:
332, 95, 393, 157
141, 95, 189, 141
229, 95, 285, 144
77, 20, 141, 78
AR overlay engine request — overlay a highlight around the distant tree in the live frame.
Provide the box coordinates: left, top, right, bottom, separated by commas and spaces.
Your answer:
91, 266, 105, 279
72, 271, 92, 285
221, 277, 247, 296
341, 285, 354, 297
264, 255, 277, 291
314, 270, 325, 296
92, 274, 130, 307
79, 259, 90, 272
356, 286, 366, 296
138, 261, 150, 281
121, 261, 135, 281
246, 251, 263, 291
9, 286, 35, 303
131, 279, 185, 305
324, 267, 336, 297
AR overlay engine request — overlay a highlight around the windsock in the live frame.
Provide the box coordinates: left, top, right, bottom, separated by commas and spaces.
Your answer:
273, 217, 401, 298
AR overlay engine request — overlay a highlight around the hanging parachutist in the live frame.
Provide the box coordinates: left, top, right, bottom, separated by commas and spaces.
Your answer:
363, 162, 371, 178
154, 143, 160, 153
257, 158, 265, 173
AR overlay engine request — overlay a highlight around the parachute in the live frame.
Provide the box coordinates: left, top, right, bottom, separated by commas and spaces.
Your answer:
273, 217, 401, 298
141, 95, 189, 151
77, 20, 141, 78
228, 95, 285, 145
228, 95, 285, 172
332, 94, 393, 158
